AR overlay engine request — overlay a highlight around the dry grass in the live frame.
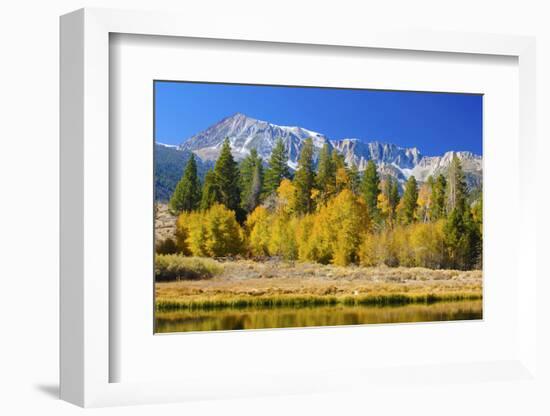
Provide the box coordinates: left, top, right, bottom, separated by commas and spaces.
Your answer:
155, 258, 482, 310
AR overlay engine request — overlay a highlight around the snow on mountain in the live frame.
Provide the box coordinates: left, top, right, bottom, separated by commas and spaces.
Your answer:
409, 151, 483, 189
179, 112, 330, 165
173, 112, 482, 189
330, 139, 422, 171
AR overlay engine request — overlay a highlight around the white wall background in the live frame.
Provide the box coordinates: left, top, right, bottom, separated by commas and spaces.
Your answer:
0, 1, 548, 415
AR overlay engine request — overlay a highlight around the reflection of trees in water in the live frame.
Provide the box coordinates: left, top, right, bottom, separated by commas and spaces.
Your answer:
156, 300, 482, 333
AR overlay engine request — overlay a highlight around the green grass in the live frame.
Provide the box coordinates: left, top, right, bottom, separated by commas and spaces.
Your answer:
156, 292, 482, 312
155, 255, 224, 281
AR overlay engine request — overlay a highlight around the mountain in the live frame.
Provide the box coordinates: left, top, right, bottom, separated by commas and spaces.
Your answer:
155, 143, 212, 201
179, 113, 329, 169
331, 139, 422, 172
155, 113, 482, 200
409, 150, 482, 189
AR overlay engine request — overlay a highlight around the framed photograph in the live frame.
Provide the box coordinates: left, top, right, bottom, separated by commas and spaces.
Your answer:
60, 8, 538, 408
153, 81, 484, 334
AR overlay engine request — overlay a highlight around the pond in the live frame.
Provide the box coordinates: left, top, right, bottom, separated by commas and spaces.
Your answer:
155, 300, 482, 333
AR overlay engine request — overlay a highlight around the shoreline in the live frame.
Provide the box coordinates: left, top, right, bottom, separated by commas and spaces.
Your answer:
155, 259, 482, 312
156, 292, 482, 312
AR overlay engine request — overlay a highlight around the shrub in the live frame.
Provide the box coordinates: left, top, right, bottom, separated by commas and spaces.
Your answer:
155, 255, 223, 281
155, 237, 178, 255
409, 220, 446, 269
358, 233, 380, 267
358, 222, 447, 269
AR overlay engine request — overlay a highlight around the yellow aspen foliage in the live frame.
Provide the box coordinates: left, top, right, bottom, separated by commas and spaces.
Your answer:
176, 203, 244, 257
310, 188, 321, 206
184, 212, 210, 257
174, 212, 192, 255
330, 190, 370, 266
377, 192, 391, 223
295, 214, 317, 261
417, 182, 432, 223
204, 204, 244, 256
393, 226, 415, 267
409, 220, 446, 268
335, 167, 350, 193
358, 232, 380, 266
300, 189, 370, 266
359, 223, 446, 269
301, 208, 332, 263
245, 206, 271, 256
268, 213, 298, 260
276, 178, 296, 215
359, 229, 399, 267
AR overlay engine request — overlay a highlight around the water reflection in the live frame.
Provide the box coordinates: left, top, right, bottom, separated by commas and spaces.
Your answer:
155, 300, 482, 333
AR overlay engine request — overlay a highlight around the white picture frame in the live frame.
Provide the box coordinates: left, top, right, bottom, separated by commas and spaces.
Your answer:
60, 7, 538, 408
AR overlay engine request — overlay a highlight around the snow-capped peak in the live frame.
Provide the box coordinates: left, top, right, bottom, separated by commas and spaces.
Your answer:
174, 113, 482, 189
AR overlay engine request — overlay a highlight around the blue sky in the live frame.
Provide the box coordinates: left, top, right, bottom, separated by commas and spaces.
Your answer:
154, 81, 482, 156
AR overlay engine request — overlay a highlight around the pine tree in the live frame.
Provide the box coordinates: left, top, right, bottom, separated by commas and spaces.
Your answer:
382, 176, 400, 227
214, 138, 241, 214
331, 149, 346, 170
316, 143, 335, 203
443, 206, 480, 270
200, 169, 221, 211
361, 160, 381, 218
332, 149, 348, 194
294, 138, 316, 214
240, 148, 263, 212
400, 175, 418, 225
169, 154, 202, 213
244, 161, 263, 213
430, 174, 447, 220
462, 208, 482, 269
389, 177, 400, 216
446, 154, 467, 214
348, 162, 361, 195
264, 138, 291, 195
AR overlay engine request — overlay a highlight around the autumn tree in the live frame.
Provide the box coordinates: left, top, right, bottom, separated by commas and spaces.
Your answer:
293, 138, 316, 214
176, 204, 243, 257
245, 206, 271, 256
329, 190, 370, 266
275, 178, 297, 215
204, 203, 244, 256
417, 176, 434, 223
264, 138, 291, 195
169, 154, 202, 213
301, 189, 369, 266
335, 166, 350, 194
